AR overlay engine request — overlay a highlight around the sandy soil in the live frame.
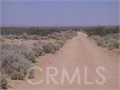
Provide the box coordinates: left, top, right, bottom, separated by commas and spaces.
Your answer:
8, 32, 119, 90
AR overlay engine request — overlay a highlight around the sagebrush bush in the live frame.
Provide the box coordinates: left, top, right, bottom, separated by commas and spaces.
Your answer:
18, 35, 41, 40
41, 42, 58, 53
0, 49, 32, 80
3, 35, 15, 40
48, 30, 77, 49
48, 30, 77, 40
1, 43, 36, 63
85, 26, 119, 36
32, 43, 44, 56
0, 42, 35, 80
0, 30, 77, 82
106, 39, 119, 50
3, 34, 42, 40
91, 33, 119, 51
33, 41, 59, 54
0, 76, 7, 89
55, 39, 65, 49
20, 48, 36, 63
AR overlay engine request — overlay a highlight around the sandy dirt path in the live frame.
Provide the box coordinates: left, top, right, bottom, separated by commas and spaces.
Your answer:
8, 32, 119, 90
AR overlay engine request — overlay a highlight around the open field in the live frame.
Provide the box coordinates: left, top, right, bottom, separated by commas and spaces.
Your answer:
0, 28, 77, 89
0, 26, 119, 90
1, 1, 119, 90
84, 26, 119, 54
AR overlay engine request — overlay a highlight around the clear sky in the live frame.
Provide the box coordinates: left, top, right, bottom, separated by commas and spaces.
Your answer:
0, 0, 119, 26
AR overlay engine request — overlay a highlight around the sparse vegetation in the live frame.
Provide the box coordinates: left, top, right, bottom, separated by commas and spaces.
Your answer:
1, 43, 36, 63
32, 30, 77, 54
0, 26, 119, 90
91, 33, 119, 50
84, 26, 119, 36
84, 26, 119, 53
0, 46, 33, 80
0, 27, 77, 88
1, 27, 80, 36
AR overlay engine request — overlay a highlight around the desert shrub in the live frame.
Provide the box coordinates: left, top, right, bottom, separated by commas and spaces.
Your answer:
108, 33, 120, 40
3, 34, 41, 40
91, 33, 119, 51
41, 42, 58, 54
48, 30, 77, 50
90, 35, 100, 41
91, 36, 106, 47
1, 27, 72, 35
0, 49, 32, 80
20, 48, 36, 63
33, 41, 59, 54
32, 43, 44, 56
55, 39, 66, 48
3, 35, 15, 40
32, 35, 41, 40
0, 42, 35, 80
84, 26, 119, 36
1, 27, 69, 36
1, 43, 36, 63
0, 76, 7, 89
18, 35, 41, 40
48, 30, 77, 40
106, 39, 119, 50
1, 27, 77, 40
96, 40, 104, 47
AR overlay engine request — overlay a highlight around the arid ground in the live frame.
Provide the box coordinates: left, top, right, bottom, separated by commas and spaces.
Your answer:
7, 32, 119, 90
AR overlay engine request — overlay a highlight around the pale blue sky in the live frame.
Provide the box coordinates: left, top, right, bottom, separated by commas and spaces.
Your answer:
0, 0, 119, 26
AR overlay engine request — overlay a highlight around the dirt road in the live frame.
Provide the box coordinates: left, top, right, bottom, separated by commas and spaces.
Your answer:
8, 32, 119, 90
